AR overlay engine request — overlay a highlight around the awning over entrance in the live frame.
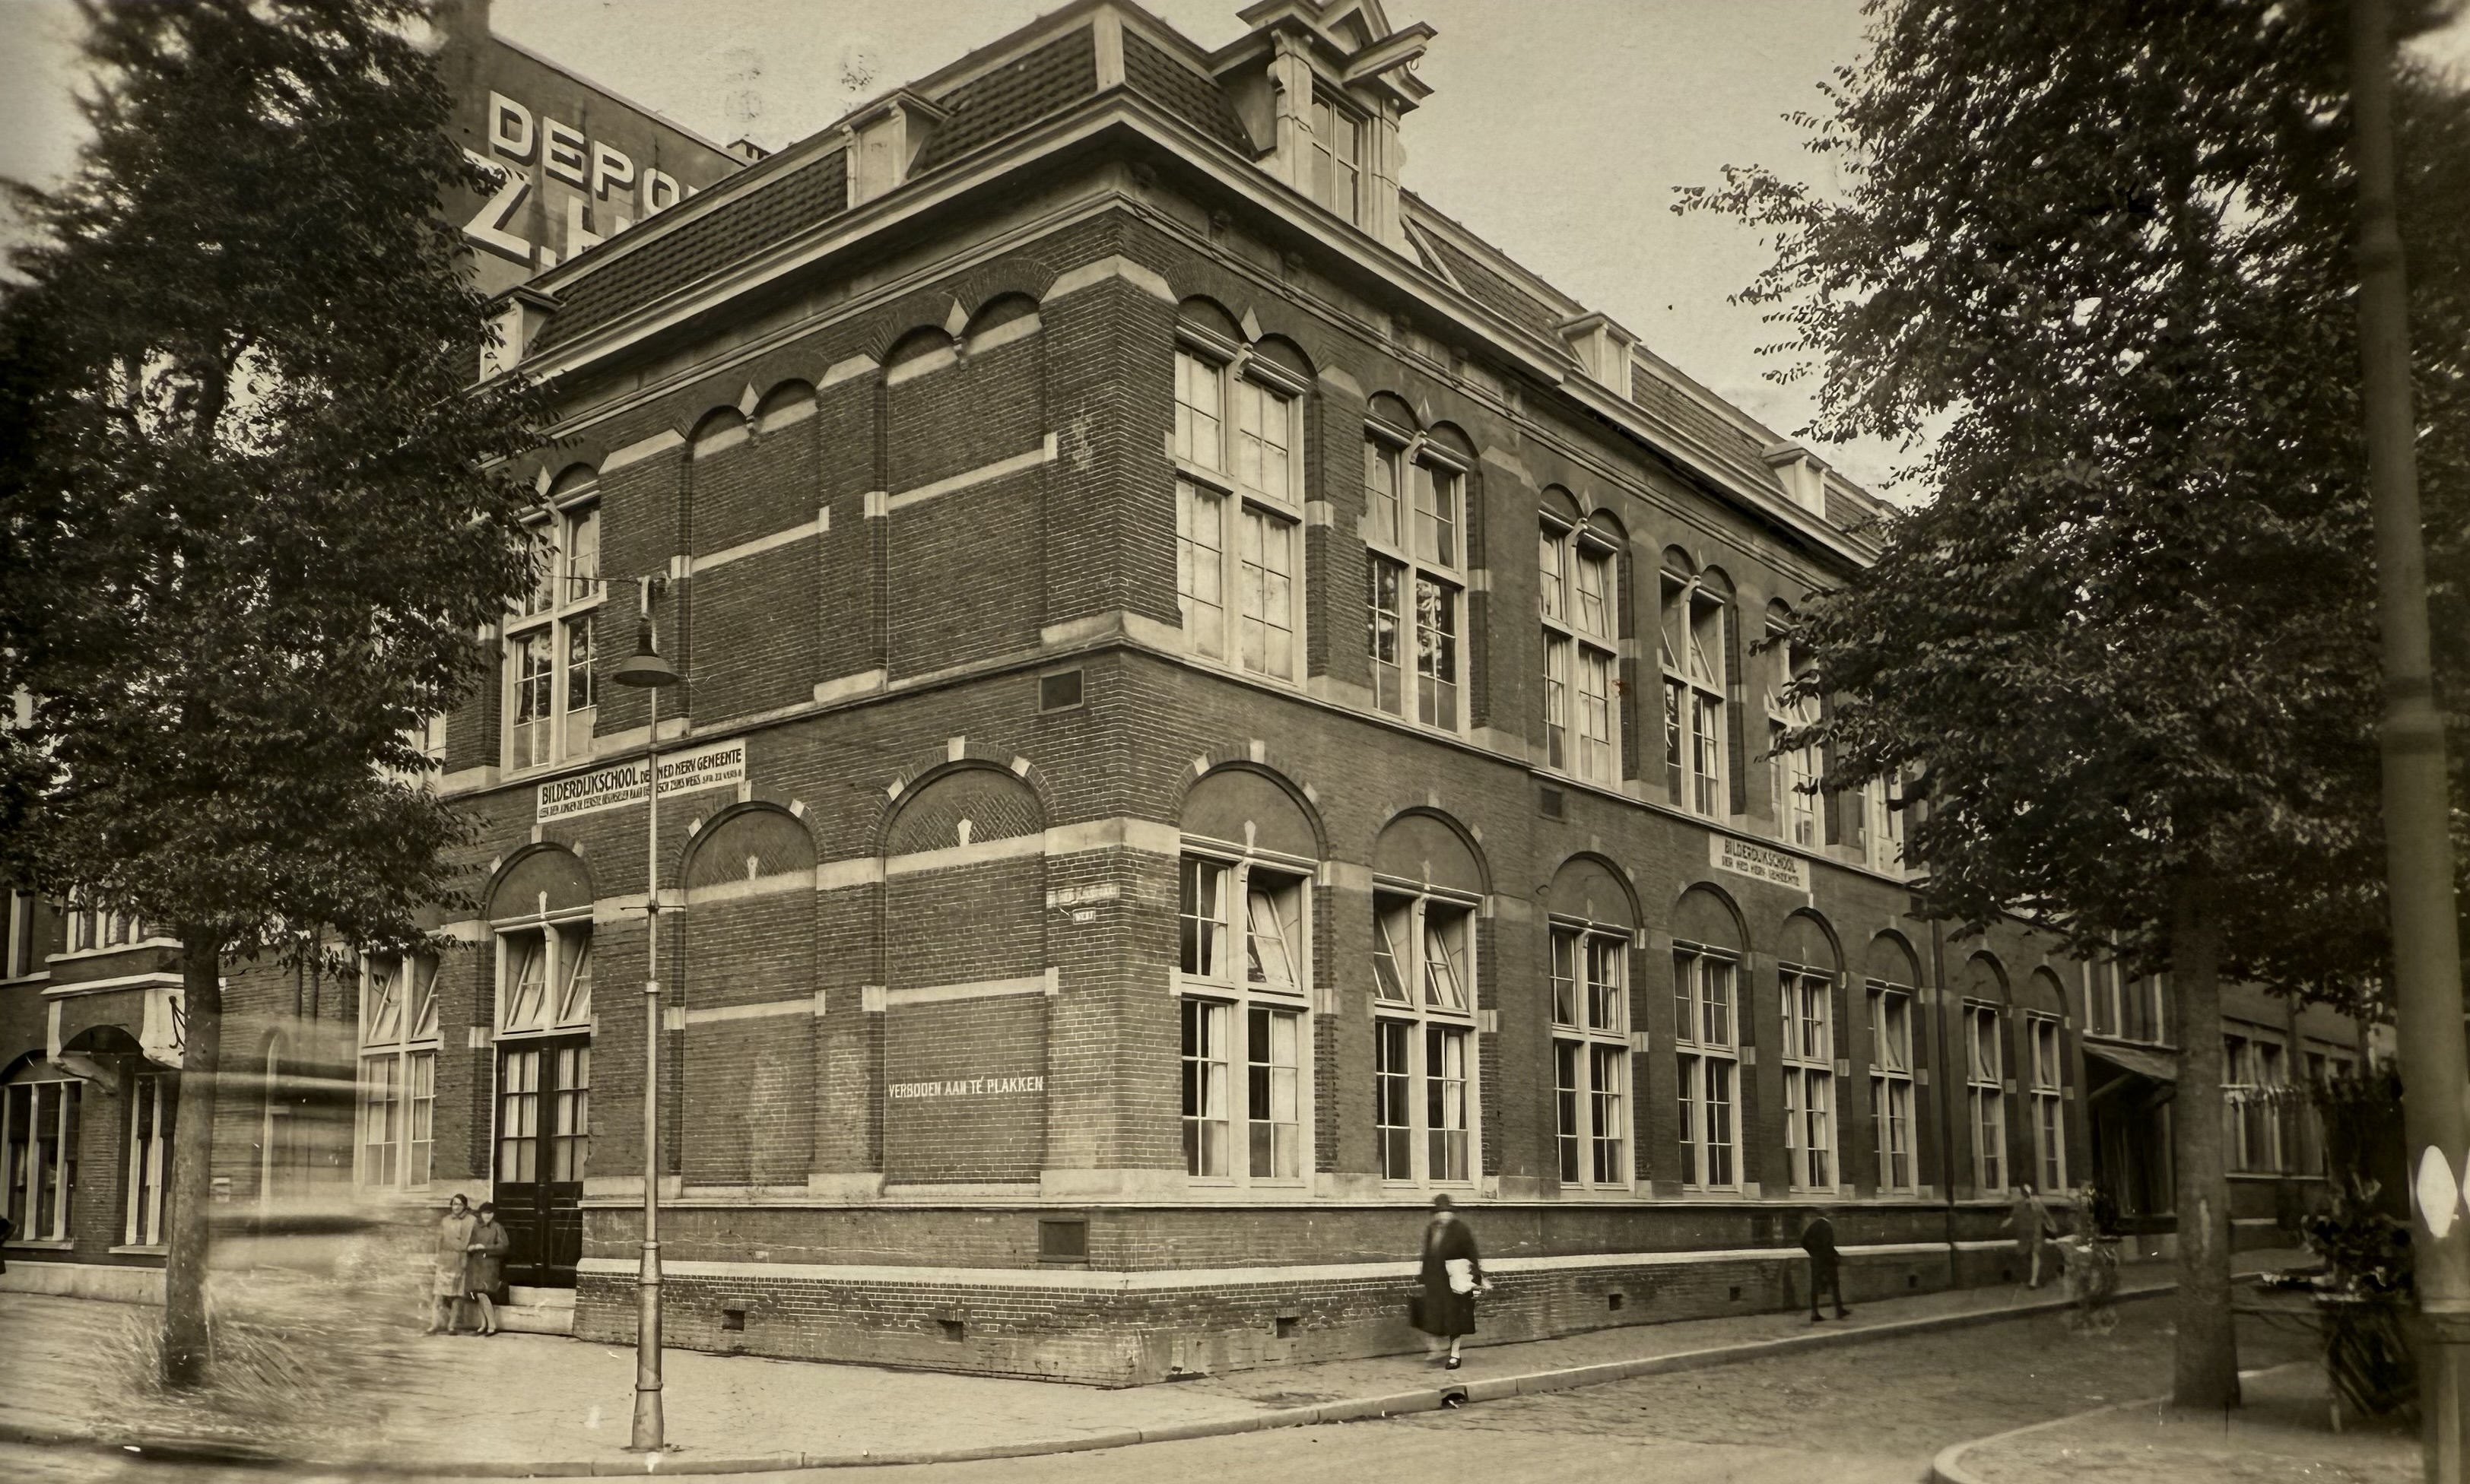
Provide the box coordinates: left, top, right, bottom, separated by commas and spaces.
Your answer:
2086, 1041, 2177, 1086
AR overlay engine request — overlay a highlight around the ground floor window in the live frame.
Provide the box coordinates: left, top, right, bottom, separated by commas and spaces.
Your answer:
1966, 1003, 2006, 1192
4, 1079, 81, 1241
1183, 999, 1300, 1181
1673, 945, 1740, 1190
125, 1073, 171, 1246
2027, 1015, 2065, 1191
1869, 982, 1916, 1192
1370, 887, 1478, 1186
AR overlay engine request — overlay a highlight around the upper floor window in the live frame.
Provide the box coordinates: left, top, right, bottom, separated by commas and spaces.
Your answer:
1310, 92, 1365, 226
1371, 886, 1478, 1185
360, 953, 441, 1189
1175, 346, 1304, 682
1672, 943, 1740, 1190
2, 893, 43, 978
1662, 570, 1730, 818
506, 496, 600, 771
1541, 522, 1620, 785
68, 903, 141, 953
1179, 851, 1311, 1186
1767, 633, 1818, 847
1551, 924, 1631, 1188
1864, 775, 1906, 872
1365, 430, 1468, 731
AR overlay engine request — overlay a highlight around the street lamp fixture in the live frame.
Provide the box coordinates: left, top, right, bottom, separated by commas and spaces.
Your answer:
609, 576, 677, 1454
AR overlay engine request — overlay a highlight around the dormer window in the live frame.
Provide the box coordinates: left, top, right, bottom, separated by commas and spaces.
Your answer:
1310, 91, 1365, 226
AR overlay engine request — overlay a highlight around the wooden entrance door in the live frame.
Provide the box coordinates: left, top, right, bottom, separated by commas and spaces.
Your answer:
493, 1036, 589, 1289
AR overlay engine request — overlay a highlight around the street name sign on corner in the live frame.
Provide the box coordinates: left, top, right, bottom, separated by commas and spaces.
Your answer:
1709, 834, 1811, 893
535, 736, 747, 823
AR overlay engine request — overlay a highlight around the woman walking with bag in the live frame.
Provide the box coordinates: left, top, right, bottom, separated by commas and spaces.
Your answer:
1414, 1194, 1486, 1369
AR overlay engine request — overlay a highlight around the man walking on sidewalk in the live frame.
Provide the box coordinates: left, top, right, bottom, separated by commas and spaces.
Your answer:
1802, 1213, 1850, 1322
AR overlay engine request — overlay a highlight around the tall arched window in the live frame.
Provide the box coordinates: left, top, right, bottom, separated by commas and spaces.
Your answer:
1548, 857, 1635, 1189
504, 465, 601, 770
2025, 968, 2068, 1191
1370, 813, 1484, 1187
1661, 557, 1732, 817
1778, 914, 1840, 1193
1364, 405, 1470, 731
1173, 303, 1308, 681
1541, 501, 1621, 785
358, 952, 440, 1189
1178, 769, 1319, 1187
1672, 889, 1744, 1190
1962, 954, 2010, 1194
1865, 935, 1922, 1193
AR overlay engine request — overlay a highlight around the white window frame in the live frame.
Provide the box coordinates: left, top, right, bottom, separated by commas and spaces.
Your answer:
1965, 1002, 2007, 1193
1767, 633, 1819, 846
3, 1077, 81, 1242
1370, 883, 1481, 1188
358, 952, 442, 1189
1551, 922, 1633, 1190
1364, 424, 1468, 733
2027, 1013, 2065, 1190
1672, 943, 1741, 1191
1541, 522, 1621, 786
1176, 846, 1315, 1188
1174, 341, 1306, 683
123, 1072, 170, 1247
1662, 574, 1730, 819
1868, 980, 1918, 1193
503, 495, 602, 772
1864, 775, 1906, 872
1780, 962, 1838, 1192
1309, 90, 1366, 225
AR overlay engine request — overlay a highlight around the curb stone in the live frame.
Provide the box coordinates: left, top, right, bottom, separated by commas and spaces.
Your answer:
1927, 1359, 2317, 1484
4, 1283, 2174, 1476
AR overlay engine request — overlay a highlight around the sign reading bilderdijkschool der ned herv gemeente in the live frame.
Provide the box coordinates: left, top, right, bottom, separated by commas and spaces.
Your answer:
535, 736, 748, 823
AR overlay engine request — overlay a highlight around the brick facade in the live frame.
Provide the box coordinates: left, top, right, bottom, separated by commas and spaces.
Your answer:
0, 0, 2369, 1379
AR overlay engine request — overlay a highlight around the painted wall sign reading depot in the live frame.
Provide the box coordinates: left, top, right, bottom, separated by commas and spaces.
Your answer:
890, 1076, 1047, 1100
535, 737, 747, 823
1709, 835, 1811, 893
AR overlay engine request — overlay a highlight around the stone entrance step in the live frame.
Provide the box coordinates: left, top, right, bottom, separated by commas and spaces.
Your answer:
497, 1284, 575, 1335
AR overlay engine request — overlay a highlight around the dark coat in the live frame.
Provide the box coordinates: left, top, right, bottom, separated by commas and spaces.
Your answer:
1800, 1215, 1840, 1270
467, 1218, 510, 1298
1415, 1216, 1485, 1338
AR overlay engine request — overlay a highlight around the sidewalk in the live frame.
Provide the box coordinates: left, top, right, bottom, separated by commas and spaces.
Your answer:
0, 1252, 2280, 1476
1932, 1359, 2422, 1484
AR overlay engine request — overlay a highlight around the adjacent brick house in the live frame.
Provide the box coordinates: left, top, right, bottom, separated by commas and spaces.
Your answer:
0, 0, 2365, 1379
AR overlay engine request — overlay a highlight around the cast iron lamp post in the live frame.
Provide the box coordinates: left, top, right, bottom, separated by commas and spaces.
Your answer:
611, 576, 678, 1454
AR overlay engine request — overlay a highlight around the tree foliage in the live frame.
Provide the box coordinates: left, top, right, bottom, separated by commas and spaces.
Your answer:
1683, 0, 2465, 1004
1681, 0, 2467, 1410
0, 0, 548, 1387
0, 0, 544, 953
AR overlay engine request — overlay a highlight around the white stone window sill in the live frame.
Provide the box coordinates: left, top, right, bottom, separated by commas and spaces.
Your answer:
108, 1244, 167, 1257
6, 1238, 75, 1251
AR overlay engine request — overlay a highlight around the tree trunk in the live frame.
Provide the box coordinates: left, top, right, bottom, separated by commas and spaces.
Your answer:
161, 929, 224, 1390
2168, 867, 2240, 1410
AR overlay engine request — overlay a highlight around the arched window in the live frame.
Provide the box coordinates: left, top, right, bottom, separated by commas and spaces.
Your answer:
1173, 300, 1307, 683
504, 465, 601, 771
1548, 857, 1635, 1189
1370, 813, 1484, 1187
1540, 499, 1621, 785
1778, 913, 1840, 1193
1962, 954, 2010, 1193
2026, 968, 2068, 1191
1865, 934, 1922, 1193
1178, 769, 1319, 1186
1672, 888, 1744, 1190
1660, 556, 1732, 818
3, 1054, 81, 1242
359, 950, 440, 1190
1364, 411, 1470, 730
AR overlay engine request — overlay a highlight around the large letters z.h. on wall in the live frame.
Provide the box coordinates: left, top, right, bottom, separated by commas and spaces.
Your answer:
464, 92, 692, 272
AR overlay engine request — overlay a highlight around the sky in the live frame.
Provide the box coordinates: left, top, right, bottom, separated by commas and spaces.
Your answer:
4, 0, 2468, 496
